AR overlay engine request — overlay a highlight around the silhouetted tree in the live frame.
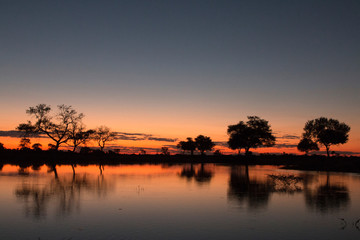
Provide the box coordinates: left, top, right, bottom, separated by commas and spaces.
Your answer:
300, 117, 350, 157
177, 137, 197, 155
227, 121, 248, 154
161, 147, 170, 155
80, 146, 92, 154
227, 116, 276, 155
213, 149, 222, 156
69, 128, 94, 152
17, 104, 84, 150
297, 137, 319, 155
0, 142, 4, 151
32, 143, 42, 151
93, 126, 116, 152
195, 135, 215, 155
48, 143, 56, 151
19, 137, 31, 150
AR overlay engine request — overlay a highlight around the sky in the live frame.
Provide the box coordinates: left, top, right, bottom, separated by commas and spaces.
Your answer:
0, 0, 359, 154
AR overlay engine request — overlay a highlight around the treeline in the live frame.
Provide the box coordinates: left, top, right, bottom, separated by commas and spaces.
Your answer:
0, 104, 352, 157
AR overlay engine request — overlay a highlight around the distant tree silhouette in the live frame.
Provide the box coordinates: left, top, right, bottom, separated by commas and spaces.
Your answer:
300, 117, 350, 157
19, 137, 31, 150
67, 114, 94, 152
177, 137, 196, 155
80, 146, 92, 154
297, 137, 319, 155
195, 135, 215, 155
93, 126, 116, 152
0, 142, 4, 151
227, 116, 276, 155
161, 147, 170, 155
32, 143, 42, 151
213, 149, 222, 156
139, 149, 146, 155
17, 104, 84, 151
48, 143, 56, 150
69, 128, 94, 152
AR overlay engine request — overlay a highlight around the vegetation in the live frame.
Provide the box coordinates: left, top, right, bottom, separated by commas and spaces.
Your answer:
5, 105, 353, 157
17, 104, 85, 151
297, 137, 319, 155
93, 126, 115, 152
195, 135, 215, 155
299, 117, 350, 157
177, 137, 197, 155
227, 116, 276, 155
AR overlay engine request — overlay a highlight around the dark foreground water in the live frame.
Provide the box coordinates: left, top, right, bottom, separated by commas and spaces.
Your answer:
0, 164, 359, 240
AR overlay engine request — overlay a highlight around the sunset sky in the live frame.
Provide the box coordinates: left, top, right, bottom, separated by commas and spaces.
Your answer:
1, 0, 359, 154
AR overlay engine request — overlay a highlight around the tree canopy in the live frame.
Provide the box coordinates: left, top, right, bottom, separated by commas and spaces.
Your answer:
93, 126, 116, 152
17, 104, 85, 151
299, 117, 350, 157
177, 137, 197, 155
195, 135, 215, 155
297, 137, 319, 155
227, 116, 276, 155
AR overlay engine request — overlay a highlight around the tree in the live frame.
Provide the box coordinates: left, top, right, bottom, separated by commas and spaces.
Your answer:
161, 147, 170, 155
32, 143, 43, 151
297, 137, 319, 155
67, 111, 93, 152
93, 126, 116, 152
227, 116, 276, 155
68, 121, 94, 152
17, 104, 84, 151
19, 138, 31, 150
300, 117, 350, 157
177, 137, 197, 155
0, 142, 5, 151
195, 135, 215, 155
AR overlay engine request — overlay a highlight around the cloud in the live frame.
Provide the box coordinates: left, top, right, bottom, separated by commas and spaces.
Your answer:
0, 130, 177, 143
276, 134, 300, 140
214, 141, 228, 147
273, 143, 298, 149
311, 151, 360, 155
0, 130, 45, 138
148, 137, 178, 142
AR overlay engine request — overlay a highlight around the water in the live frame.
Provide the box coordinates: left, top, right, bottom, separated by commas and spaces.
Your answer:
0, 164, 359, 239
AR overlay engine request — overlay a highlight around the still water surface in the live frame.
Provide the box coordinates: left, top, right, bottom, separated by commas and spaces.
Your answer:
0, 164, 359, 239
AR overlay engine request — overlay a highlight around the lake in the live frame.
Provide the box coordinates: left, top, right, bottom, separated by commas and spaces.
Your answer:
0, 163, 359, 239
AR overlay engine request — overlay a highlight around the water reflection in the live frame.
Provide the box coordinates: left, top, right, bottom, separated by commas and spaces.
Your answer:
15, 166, 113, 219
305, 173, 350, 214
228, 166, 351, 214
179, 164, 213, 184
228, 165, 272, 209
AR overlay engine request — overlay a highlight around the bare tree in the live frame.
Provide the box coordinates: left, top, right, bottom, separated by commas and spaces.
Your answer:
93, 126, 116, 152
17, 104, 84, 151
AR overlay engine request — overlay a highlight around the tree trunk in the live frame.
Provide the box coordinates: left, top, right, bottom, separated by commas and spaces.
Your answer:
55, 142, 60, 151
190, 149, 194, 156
325, 145, 330, 157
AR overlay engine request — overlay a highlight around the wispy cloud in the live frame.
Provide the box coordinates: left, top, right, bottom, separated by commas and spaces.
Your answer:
0, 130, 178, 143
0, 130, 45, 138
276, 134, 300, 140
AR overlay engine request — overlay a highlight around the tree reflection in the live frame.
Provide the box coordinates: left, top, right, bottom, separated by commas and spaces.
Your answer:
305, 173, 349, 214
228, 165, 273, 210
179, 164, 213, 185
15, 168, 114, 219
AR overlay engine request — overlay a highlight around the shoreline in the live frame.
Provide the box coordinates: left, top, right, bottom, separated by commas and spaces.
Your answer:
1, 150, 360, 174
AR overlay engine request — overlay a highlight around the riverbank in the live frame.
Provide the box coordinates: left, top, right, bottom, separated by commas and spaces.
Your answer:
1, 149, 360, 173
